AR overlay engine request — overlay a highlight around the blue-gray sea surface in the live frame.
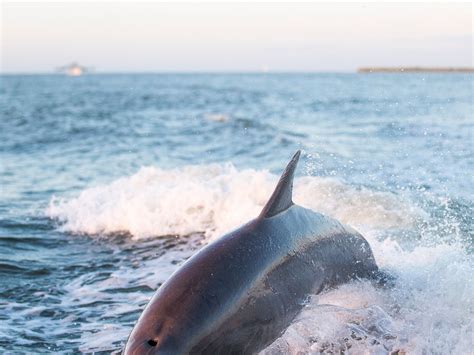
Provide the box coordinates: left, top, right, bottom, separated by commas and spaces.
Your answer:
0, 73, 472, 354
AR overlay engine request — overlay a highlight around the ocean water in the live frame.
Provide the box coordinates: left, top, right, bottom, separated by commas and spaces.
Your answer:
0, 73, 472, 354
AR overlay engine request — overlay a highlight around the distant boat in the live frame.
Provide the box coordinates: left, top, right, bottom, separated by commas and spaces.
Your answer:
56, 62, 92, 76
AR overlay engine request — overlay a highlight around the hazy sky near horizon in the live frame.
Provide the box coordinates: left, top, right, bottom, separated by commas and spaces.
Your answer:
1, 2, 473, 73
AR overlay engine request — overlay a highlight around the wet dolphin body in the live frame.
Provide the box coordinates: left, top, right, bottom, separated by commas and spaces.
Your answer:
124, 151, 382, 354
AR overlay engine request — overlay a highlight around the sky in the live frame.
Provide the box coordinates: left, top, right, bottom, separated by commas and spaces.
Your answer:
1, 2, 473, 73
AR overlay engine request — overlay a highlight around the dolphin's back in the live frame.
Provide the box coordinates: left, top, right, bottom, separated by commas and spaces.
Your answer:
186, 206, 378, 354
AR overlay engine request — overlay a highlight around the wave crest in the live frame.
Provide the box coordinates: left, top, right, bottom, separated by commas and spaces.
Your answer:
46, 164, 422, 240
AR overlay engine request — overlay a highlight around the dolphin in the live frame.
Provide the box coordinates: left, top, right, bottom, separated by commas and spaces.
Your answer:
124, 150, 383, 354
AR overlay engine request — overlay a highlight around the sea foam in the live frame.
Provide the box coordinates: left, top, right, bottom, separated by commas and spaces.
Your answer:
46, 164, 421, 240
261, 240, 473, 354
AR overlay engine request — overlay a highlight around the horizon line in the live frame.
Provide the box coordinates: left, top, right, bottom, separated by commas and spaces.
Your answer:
2, 68, 473, 76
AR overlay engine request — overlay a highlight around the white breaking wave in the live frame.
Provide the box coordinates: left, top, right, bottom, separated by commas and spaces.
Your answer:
46, 163, 422, 240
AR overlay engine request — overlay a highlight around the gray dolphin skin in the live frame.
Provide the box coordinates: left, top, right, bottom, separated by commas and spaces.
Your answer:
124, 150, 381, 355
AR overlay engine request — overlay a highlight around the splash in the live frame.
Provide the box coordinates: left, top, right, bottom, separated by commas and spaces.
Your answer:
46, 164, 421, 240
262, 241, 473, 354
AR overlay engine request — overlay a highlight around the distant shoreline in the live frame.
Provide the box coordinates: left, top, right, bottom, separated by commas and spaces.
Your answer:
358, 67, 474, 73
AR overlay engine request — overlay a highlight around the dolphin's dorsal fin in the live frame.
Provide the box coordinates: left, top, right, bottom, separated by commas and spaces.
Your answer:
260, 150, 301, 218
